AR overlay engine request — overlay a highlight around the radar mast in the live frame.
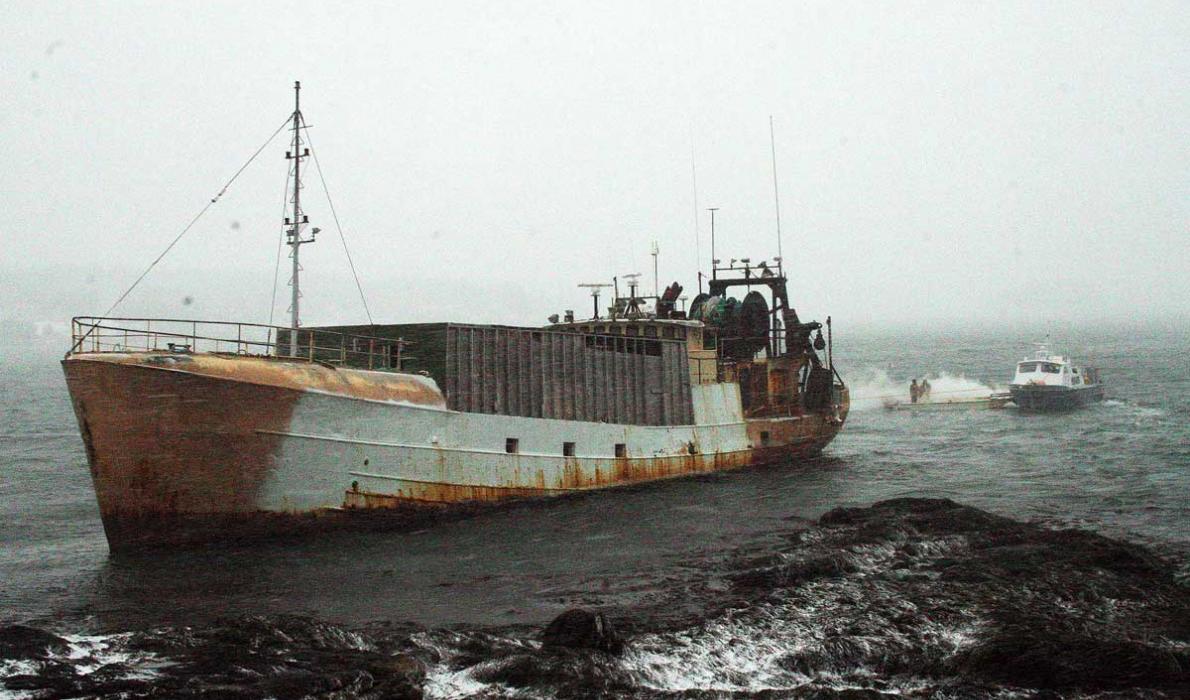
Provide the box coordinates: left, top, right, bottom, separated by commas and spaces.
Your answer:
285, 81, 317, 355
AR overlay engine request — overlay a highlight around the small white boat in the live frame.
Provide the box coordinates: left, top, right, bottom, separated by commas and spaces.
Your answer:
1008, 345, 1105, 411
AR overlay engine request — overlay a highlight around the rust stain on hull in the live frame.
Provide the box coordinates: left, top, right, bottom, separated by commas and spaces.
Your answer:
62, 356, 300, 547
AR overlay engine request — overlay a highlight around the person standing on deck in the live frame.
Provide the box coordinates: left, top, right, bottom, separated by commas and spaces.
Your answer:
910, 379, 919, 404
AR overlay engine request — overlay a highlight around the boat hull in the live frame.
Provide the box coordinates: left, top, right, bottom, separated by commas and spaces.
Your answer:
885, 395, 1013, 411
63, 352, 848, 550
1008, 383, 1105, 411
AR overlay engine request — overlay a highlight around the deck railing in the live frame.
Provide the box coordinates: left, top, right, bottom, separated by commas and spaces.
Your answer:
68, 317, 408, 370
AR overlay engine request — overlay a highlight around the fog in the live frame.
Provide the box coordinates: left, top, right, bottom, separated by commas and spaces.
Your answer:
2, 1, 1187, 342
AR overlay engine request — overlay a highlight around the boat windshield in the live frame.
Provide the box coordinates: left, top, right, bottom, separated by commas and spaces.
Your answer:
1018, 361, 1062, 373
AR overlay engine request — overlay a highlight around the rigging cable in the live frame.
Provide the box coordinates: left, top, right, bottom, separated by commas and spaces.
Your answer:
268, 166, 292, 327
689, 131, 701, 291
302, 114, 375, 327
769, 115, 784, 263
266, 167, 292, 346
102, 115, 292, 318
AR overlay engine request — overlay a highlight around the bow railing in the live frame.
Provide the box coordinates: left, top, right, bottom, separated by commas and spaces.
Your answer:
68, 317, 407, 370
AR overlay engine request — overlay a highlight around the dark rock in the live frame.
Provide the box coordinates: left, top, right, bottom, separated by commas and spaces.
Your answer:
0, 624, 70, 659
541, 609, 623, 655
954, 627, 1189, 690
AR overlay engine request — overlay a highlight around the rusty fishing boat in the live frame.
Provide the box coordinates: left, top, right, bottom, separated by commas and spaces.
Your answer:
62, 84, 849, 550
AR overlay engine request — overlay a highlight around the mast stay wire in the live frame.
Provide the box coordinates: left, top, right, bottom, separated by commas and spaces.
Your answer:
266, 168, 292, 334
301, 114, 375, 327
769, 115, 784, 264
689, 132, 701, 291
102, 115, 292, 318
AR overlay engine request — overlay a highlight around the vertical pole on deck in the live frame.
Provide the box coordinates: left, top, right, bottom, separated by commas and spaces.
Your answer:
286, 81, 317, 356
827, 316, 833, 371
708, 207, 719, 279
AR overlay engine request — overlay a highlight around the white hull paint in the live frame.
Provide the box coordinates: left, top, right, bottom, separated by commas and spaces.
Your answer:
257, 383, 754, 511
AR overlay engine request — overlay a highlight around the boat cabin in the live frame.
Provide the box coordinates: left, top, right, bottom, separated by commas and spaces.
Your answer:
1011, 348, 1099, 388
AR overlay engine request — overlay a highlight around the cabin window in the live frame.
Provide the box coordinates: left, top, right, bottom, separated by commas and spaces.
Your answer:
662, 327, 675, 339
1041, 362, 1061, 374
644, 326, 657, 338
676, 328, 687, 340
626, 325, 639, 336
760, 431, 771, 445
614, 443, 627, 458
505, 438, 519, 454
563, 442, 576, 457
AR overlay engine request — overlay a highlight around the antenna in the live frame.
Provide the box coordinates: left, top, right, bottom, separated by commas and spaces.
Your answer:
577, 283, 612, 319
622, 273, 643, 318
650, 241, 660, 298
285, 80, 317, 356
707, 207, 719, 280
769, 116, 784, 264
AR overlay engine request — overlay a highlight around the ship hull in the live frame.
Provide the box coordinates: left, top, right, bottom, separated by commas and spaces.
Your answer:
1008, 383, 1105, 411
63, 353, 848, 550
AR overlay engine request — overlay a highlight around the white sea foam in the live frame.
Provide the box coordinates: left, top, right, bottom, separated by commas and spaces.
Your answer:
619, 583, 982, 694
847, 366, 1000, 411
1102, 399, 1166, 419
422, 666, 498, 700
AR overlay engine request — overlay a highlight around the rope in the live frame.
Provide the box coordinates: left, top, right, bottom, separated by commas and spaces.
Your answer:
858, 387, 1003, 401
102, 116, 291, 318
302, 115, 375, 326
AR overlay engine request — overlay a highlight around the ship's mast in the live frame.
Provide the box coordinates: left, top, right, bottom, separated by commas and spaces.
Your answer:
285, 80, 316, 355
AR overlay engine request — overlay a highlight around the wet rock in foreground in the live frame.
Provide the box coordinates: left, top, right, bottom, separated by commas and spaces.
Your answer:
0, 624, 70, 660
3, 498, 1187, 698
0, 615, 425, 699
737, 498, 1190, 694
541, 608, 624, 654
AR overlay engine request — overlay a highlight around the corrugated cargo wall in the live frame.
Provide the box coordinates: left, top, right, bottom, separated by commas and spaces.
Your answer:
443, 325, 693, 426
304, 323, 695, 426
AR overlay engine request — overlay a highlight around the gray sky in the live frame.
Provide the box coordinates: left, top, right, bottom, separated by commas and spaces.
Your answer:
2, 1, 1187, 335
